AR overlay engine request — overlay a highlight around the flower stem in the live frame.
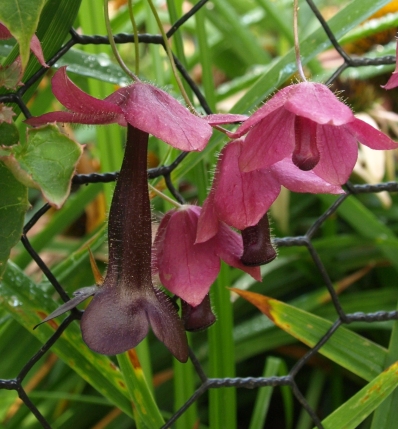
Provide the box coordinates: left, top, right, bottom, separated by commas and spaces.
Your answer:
146, 0, 196, 113
148, 183, 182, 208
293, 0, 307, 82
104, 0, 140, 82
128, 0, 140, 76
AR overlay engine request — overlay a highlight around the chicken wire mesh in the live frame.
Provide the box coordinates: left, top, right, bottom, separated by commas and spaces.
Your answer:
1, 0, 398, 428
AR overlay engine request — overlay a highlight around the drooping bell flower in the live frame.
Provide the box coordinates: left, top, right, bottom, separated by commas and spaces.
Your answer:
240, 212, 276, 266
382, 40, 398, 90
228, 82, 397, 185
25, 67, 247, 151
0, 22, 47, 68
196, 138, 343, 244
181, 295, 216, 332
153, 205, 261, 308
39, 125, 189, 362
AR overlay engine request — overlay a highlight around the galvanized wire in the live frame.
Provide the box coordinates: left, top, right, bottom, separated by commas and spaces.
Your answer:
0, 1, 397, 428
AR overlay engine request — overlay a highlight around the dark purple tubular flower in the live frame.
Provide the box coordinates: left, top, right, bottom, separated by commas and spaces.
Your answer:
196, 138, 343, 244
228, 82, 397, 185
39, 125, 189, 362
153, 205, 261, 308
240, 213, 277, 266
25, 67, 247, 152
181, 295, 216, 332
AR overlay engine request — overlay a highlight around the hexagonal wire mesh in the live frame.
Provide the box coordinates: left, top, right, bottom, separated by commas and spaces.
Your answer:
1, 0, 398, 428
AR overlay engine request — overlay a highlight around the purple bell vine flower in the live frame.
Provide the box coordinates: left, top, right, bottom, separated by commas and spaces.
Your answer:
153, 205, 261, 308
26, 67, 247, 151
38, 125, 189, 362
196, 138, 344, 244
227, 82, 397, 185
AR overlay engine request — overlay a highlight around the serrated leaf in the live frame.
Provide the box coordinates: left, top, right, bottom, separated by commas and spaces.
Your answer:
0, 105, 16, 125
0, 161, 29, 279
1, 124, 83, 208
0, 57, 23, 89
0, 0, 46, 69
231, 289, 387, 381
0, 261, 134, 418
316, 361, 398, 429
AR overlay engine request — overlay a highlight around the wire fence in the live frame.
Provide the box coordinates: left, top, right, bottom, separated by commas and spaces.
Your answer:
1, 0, 397, 428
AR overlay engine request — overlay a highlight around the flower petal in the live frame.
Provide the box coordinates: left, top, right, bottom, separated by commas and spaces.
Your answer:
52, 67, 124, 116
382, 40, 398, 90
204, 113, 248, 125
214, 223, 262, 282
312, 124, 358, 185
80, 284, 150, 355
271, 157, 344, 194
29, 34, 48, 68
214, 140, 281, 229
347, 118, 398, 150
239, 108, 296, 172
196, 190, 220, 243
156, 207, 220, 307
229, 85, 294, 138
284, 82, 354, 126
26, 111, 125, 126
110, 82, 213, 151
147, 289, 188, 362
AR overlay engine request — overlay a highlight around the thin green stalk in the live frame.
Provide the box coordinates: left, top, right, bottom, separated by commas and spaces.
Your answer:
148, 183, 182, 208
293, 0, 306, 82
146, 0, 195, 112
128, 0, 140, 76
208, 263, 237, 429
195, 5, 216, 112
80, 0, 124, 207
104, 0, 140, 81
249, 357, 282, 429
173, 340, 198, 429
117, 351, 164, 429
165, 0, 193, 99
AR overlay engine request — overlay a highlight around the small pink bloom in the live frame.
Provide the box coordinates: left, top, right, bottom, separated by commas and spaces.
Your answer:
196, 138, 343, 243
229, 82, 397, 185
153, 205, 261, 307
0, 22, 47, 68
26, 67, 246, 152
382, 40, 398, 90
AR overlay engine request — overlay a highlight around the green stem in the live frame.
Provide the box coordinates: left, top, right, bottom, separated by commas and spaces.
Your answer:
293, 0, 307, 82
104, 0, 140, 82
146, 0, 196, 112
127, 0, 140, 76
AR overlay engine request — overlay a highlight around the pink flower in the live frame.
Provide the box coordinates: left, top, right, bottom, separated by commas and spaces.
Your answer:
229, 82, 397, 185
382, 40, 398, 90
26, 67, 246, 152
153, 205, 261, 307
0, 22, 47, 68
196, 138, 343, 243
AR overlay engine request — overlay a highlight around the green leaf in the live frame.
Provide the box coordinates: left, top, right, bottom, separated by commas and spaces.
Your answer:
316, 361, 398, 429
0, 161, 28, 280
0, 261, 134, 418
0, 121, 19, 147
0, 58, 23, 89
231, 289, 387, 381
117, 352, 164, 429
1, 124, 83, 208
0, 0, 46, 69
